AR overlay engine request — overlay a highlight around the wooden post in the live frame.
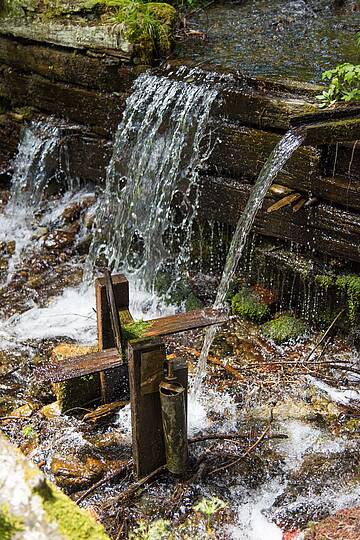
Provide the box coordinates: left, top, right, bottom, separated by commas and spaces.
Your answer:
128, 339, 188, 479
95, 274, 131, 403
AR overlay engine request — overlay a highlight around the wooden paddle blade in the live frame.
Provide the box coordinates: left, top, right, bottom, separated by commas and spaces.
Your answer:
144, 307, 228, 337
37, 347, 121, 382
37, 308, 228, 383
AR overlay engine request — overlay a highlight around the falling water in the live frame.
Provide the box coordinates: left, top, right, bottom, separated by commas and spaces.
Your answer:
193, 127, 306, 394
0, 121, 60, 279
8, 121, 60, 207
86, 72, 218, 297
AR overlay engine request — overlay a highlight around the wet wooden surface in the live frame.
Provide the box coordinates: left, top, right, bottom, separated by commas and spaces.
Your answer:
198, 175, 360, 262
38, 308, 228, 382
96, 274, 131, 403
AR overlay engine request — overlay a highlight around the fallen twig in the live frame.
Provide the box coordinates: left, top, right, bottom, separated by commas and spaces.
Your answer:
104, 465, 166, 509
304, 309, 345, 362
76, 460, 132, 504
189, 432, 287, 444
208, 408, 275, 476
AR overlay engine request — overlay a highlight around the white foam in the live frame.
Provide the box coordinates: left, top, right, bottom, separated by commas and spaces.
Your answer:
2, 284, 97, 344
308, 376, 360, 405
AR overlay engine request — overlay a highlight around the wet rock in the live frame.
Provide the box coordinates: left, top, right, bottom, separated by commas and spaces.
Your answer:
51, 343, 100, 412
83, 208, 96, 229
61, 202, 81, 223
89, 431, 129, 450
26, 275, 43, 289
44, 228, 76, 250
80, 195, 96, 210
51, 455, 105, 491
83, 401, 129, 424
32, 226, 48, 240
231, 286, 271, 323
304, 506, 360, 540
261, 314, 308, 344
0, 432, 110, 539
6, 239, 15, 255
272, 450, 360, 529
0, 257, 9, 270
9, 402, 37, 418
39, 401, 61, 419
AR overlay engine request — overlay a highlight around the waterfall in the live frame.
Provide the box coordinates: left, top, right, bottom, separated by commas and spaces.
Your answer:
86, 72, 218, 299
193, 127, 306, 394
0, 120, 61, 280
8, 121, 60, 207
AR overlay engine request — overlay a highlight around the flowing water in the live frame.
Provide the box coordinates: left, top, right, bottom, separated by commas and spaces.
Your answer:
86, 72, 218, 299
193, 128, 306, 394
0, 121, 60, 279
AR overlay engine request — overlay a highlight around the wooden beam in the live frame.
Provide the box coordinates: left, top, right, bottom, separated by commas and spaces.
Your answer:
128, 340, 188, 479
37, 308, 228, 382
95, 273, 131, 403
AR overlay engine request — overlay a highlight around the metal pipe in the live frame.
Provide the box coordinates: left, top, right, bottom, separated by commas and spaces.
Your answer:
159, 380, 188, 475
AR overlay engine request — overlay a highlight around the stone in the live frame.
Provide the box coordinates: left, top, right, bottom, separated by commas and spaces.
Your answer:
43, 228, 76, 250
304, 506, 360, 540
50, 456, 105, 491
0, 19, 133, 59
61, 202, 81, 223
39, 401, 61, 419
0, 432, 110, 539
6, 239, 15, 255
261, 314, 308, 344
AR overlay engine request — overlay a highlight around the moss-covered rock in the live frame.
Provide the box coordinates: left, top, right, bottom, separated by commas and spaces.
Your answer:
51, 343, 100, 413
261, 313, 307, 344
231, 287, 271, 323
95, 0, 176, 61
0, 432, 110, 539
0, 504, 24, 540
315, 273, 360, 325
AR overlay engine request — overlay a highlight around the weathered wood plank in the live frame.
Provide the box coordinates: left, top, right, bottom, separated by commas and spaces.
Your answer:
303, 116, 360, 145
0, 66, 125, 135
96, 274, 131, 402
0, 35, 142, 93
128, 340, 189, 479
128, 339, 166, 479
37, 308, 228, 382
38, 347, 121, 382
199, 176, 360, 262
145, 307, 228, 337
205, 122, 321, 185
0, 19, 132, 59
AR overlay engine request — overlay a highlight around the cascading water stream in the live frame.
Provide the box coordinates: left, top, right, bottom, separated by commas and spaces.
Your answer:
193, 127, 306, 395
86, 72, 218, 305
0, 121, 60, 280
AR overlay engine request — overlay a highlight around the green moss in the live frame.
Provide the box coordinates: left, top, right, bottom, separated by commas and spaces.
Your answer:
261, 314, 307, 344
315, 274, 335, 291
91, 0, 176, 61
122, 319, 152, 341
0, 504, 24, 540
316, 273, 360, 325
335, 274, 360, 325
231, 287, 270, 323
53, 373, 100, 413
34, 481, 110, 540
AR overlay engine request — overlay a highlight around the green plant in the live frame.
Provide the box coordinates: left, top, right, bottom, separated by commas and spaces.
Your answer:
261, 314, 307, 344
316, 33, 360, 107
128, 518, 171, 539
231, 287, 270, 323
22, 425, 35, 438
193, 497, 227, 532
